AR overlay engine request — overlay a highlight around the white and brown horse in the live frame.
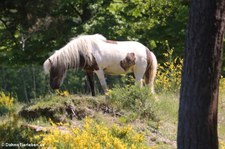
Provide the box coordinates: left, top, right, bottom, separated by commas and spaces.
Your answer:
43, 34, 157, 96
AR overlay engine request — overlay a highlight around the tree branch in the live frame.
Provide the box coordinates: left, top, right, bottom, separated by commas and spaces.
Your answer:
0, 18, 19, 47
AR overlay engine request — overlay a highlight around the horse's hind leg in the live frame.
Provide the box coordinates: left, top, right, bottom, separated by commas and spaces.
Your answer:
145, 52, 157, 94
145, 67, 156, 94
95, 69, 108, 93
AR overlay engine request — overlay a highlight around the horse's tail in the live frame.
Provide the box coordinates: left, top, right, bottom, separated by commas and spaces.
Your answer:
145, 49, 157, 94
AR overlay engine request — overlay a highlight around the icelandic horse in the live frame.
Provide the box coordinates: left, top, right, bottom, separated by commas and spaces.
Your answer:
43, 34, 157, 96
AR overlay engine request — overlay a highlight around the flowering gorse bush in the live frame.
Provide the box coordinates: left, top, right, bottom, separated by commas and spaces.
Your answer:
220, 140, 225, 149
154, 48, 225, 93
55, 90, 70, 97
36, 117, 149, 149
220, 76, 225, 91
155, 49, 183, 92
0, 92, 14, 115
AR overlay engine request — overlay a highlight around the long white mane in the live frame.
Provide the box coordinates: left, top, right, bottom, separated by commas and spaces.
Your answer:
43, 34, 107, 74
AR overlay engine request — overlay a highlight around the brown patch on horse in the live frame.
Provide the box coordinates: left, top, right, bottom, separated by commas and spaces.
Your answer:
144, 48, 153, 84
105, 40, 117, 44
79, 54, 99, 72
88, 55, 99, 71
120, 53, 136, 71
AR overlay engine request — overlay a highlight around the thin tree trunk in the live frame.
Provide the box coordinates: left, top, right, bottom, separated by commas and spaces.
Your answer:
23, 78, 29, 102
32, 65, 36, 98
177, 0, 225, 148
22, 68, 29, 102
0, 67, 4, 90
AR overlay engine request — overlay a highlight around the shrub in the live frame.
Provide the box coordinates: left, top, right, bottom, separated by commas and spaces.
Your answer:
0, 92, 14, 115
220, 140, 225, 149
155, 49, 183, 92
106, 84, 158, 121
155, 49, 225, 93
36, 117, 149, 149
220, 76, 225, 91
0, 115, 37, 146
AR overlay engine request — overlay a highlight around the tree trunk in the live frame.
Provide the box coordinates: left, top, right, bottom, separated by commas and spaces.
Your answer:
32, 65, 37, 98
177, 0, 225, 149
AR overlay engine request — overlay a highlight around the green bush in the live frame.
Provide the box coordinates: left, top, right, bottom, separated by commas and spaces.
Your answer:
106, 84, 158, 121
0, 115, 37, 147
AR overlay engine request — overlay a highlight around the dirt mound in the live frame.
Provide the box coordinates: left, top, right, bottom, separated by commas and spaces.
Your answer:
19, 95, 116, 122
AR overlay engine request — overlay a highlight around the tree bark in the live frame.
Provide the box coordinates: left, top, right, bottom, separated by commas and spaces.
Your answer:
177, 0, 225, 149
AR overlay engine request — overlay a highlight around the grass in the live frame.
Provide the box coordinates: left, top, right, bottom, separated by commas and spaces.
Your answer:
155, 93, 179, 122
154, 93, 179, 143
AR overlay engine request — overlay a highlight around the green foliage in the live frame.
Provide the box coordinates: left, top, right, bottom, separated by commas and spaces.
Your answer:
0, 66, 88, 102
0, 0, 190, 102
0, 0, 188, 66
106, 83, 158, 121
97, 0, 188, 57
0, 66, 48, 102
0, 115, 37, 146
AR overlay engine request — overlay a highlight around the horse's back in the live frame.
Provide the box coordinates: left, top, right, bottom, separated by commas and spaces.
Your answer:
92, 40, 148, 75
98, 40, 147, 58
116, 41, 147, 53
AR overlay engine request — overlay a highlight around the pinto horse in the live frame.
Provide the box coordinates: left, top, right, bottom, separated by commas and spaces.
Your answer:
43, 34, 157, 96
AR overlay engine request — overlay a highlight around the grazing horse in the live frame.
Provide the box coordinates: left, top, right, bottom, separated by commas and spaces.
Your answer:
43, 34, 157, 96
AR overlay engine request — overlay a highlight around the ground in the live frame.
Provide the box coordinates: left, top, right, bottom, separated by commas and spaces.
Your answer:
10, 91, 224, 148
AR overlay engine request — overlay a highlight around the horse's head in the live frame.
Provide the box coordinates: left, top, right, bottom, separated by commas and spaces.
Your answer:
47, 58, 67, 89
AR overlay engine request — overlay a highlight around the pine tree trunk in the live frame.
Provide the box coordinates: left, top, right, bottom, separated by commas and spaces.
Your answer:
177, 0, 225, 148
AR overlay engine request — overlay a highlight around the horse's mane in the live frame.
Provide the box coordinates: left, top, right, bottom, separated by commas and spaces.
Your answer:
43, 34, 106, 74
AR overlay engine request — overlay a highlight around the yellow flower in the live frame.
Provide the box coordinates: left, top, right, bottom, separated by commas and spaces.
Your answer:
155, 49, 183, 92
220, 140, 225, 149
56, 90, 70, 97
36, 117, 149, 149
105, 89, 113, 96
0, 92, 14, 111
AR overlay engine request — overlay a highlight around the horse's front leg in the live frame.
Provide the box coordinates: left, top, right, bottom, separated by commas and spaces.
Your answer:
95, 69, 108, 93
86, 71, 95, 96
